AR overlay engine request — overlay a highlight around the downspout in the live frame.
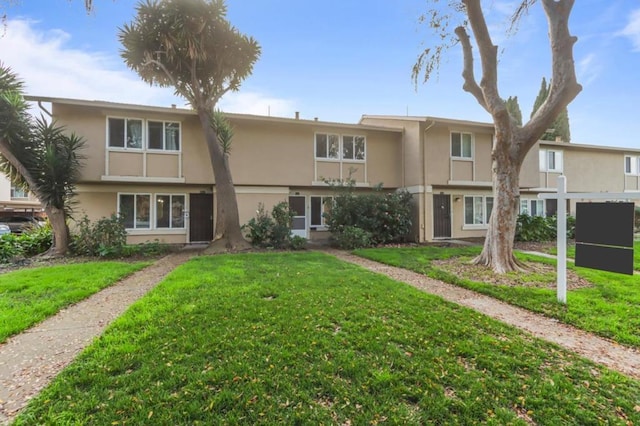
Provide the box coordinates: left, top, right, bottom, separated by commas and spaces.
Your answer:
37, 101, 53, 119
423, 120, 436, 242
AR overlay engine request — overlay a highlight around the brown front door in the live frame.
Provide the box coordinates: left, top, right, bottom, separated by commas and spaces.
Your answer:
433, 194, 451, 238
189, 193, 213, 242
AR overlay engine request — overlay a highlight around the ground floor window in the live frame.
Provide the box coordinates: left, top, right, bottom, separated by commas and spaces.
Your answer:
156, 194, 185, 229
520, 199, 545, 217
119, 194, 151, 229
310, 196, 333, 228
464, 195, 493, 226
119, 192, 186, 230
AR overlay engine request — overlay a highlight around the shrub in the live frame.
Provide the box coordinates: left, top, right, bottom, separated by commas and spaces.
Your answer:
243, 202, 298, 249
0, 233, 23, 263
331, 226, 373, 250
18, 221, 53, 256
324, 180, 412, 247
290, 235, 308, 250
515, 214, 575, 242
70, 214, 127, 257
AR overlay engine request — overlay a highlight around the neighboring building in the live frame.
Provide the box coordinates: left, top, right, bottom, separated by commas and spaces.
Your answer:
23, 96, 640, 244
0, 173, 42, 218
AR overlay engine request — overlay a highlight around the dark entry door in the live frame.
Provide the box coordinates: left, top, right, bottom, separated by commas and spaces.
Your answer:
433, 194, 451, 238
189, 193, 213, 242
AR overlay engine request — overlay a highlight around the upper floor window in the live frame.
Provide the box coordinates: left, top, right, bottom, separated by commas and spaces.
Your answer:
108, 118, 143, 149
539, 149, 563, 172
10, 186, 28, 199
451, 132, 473, 159
315, 133, 366, 161
108, 117, 181, 151
464, 195, 493, 226
148, 121, 180, 151
342, 136, 365, 161
624, 155, 640, 175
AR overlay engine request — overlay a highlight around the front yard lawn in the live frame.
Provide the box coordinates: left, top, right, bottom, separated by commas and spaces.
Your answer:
0, 261, 150, 343
15, 252, 640, 425
355, 246, 640, 347
548, 241, 640, 270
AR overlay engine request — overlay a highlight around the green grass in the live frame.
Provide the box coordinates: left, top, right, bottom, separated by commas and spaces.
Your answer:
14, 252, 640, 425
547, 241, 640, 270
0, 261, 149, 343
355, 246, 640, 347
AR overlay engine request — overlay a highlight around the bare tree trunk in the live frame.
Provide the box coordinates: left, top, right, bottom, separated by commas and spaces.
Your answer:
44, 205, 69, 257
473, 142, 525, 273
196, 108, 250, 251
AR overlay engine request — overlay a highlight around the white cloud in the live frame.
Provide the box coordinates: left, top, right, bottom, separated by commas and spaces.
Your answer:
0, 19, 182, 106
617, 8, 640, 51
576, 52, 602, 86
0, 19, 296, 117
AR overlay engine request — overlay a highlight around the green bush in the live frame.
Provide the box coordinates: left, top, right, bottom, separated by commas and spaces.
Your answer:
331, 226, 373, 249
515, 214, 575, 242
70, 214, 127, 257
18, 221, 53, 256
289, 235, 308, 250
324, 181, 412, 247
0, 233, 23, 263
243, 202, 300, 249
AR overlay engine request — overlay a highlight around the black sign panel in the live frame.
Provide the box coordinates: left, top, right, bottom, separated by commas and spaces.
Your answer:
575, 202, 634, 275
575, 244, 634, 275
575, 202, 634, 248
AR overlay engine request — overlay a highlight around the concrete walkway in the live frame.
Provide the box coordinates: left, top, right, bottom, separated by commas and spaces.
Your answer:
0, 250, 199, 425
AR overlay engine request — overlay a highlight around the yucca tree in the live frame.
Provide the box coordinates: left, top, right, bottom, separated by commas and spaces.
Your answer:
0, 64, 85, 256
120, 0, 260, 250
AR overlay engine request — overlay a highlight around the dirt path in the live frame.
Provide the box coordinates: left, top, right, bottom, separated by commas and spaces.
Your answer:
0, 250, 198, 425
327, 249, 640, 380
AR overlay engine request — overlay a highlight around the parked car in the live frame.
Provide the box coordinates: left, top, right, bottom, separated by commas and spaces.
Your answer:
0, 216, 42, 234
0, 224, 10, 236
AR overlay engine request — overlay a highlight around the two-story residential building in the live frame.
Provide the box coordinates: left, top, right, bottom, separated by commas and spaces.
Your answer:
24, 96, 640, 245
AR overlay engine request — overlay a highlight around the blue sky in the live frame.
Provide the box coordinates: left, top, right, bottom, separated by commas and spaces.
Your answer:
1, 0, 639, 148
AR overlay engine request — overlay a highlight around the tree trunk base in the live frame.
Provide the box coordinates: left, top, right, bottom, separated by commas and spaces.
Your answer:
203, 236, 252, 254
471, 252, 529, 274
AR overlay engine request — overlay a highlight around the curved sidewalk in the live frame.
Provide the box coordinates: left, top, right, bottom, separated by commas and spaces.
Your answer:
328, 249, 640, 381
0, 250, 198, 425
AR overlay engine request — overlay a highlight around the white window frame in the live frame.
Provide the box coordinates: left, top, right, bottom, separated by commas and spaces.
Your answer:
463, 195, 493, 228
154, 194, 186, 229
118, 193, 151, 230
624, 155, 640, 175
315, 133, 367, 161
315, 133, 340, 160
451, 132, 473, 160
520, 198, 545, 217
147, 120, 181, 151
10, 186, 28, 199
107, 117, 182, 153
539, 149, 563, 172
310, 196, 333, 229
107, 117, 144, 150
342, 135, 366, 161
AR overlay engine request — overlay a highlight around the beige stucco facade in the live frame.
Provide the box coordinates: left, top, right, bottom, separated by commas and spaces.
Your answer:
23, 96, 640, 245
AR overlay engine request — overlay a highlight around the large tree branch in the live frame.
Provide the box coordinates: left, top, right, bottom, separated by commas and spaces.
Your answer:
521, 0, 582, 156
454, 26, 486, 111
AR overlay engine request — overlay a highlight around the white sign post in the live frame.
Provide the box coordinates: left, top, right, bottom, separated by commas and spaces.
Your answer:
538, 176, 640, 304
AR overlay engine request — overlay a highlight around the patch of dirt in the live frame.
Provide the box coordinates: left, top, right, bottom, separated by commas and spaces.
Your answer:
432, 257, 592, 290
